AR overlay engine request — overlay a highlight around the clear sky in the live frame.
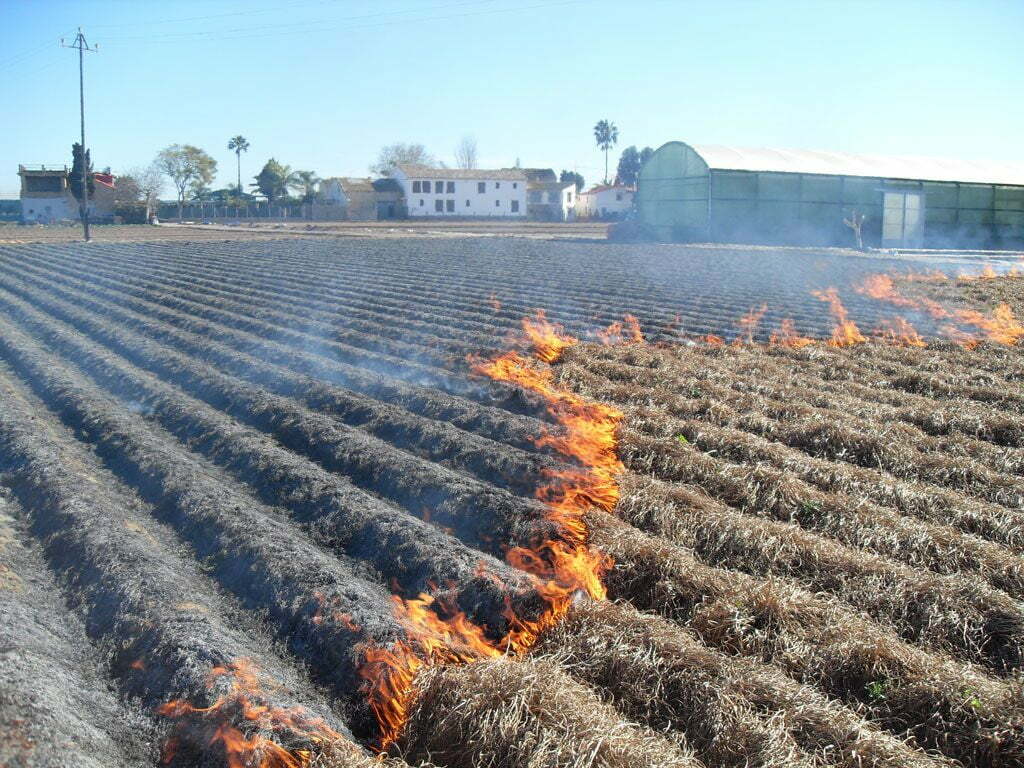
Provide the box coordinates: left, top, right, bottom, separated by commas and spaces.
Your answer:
2, 0, 1022, 196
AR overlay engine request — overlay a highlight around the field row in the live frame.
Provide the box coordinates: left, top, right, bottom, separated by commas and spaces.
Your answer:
1, 240, 1020, 768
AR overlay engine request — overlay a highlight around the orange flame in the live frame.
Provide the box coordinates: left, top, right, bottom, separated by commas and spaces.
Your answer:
856, 272, 1023, 346
856, 274, 918, 308
702, 334, 725, 346
959, 264, 998, 281
158, 659, 342, 768
811, 288, 866, 346
311, 592, 362, 632
596, 314, 644, 346
874, 316, 927, 347
947, 303, 1024, 346
521, 309, 578, 363
768, 318, 814, 349
734, 304, 767, 345
359, 313, 621, 751
902, 269, 949, 283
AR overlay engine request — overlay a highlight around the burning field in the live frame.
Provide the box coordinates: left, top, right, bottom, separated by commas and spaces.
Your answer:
0, 237, 1022, 768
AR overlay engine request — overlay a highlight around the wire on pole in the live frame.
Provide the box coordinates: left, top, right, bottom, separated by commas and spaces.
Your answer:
61, 28, 97, 242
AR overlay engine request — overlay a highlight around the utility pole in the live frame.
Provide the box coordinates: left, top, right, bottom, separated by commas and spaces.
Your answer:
61, 28, 97, 242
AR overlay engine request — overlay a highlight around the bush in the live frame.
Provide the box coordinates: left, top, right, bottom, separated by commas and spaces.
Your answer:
113, 202, 148, 224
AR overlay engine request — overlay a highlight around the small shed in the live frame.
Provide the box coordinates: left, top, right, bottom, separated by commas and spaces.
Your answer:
637, 142, 1024, 249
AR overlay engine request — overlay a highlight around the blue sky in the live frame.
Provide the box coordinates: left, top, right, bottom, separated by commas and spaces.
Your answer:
2, 0, 1022, 196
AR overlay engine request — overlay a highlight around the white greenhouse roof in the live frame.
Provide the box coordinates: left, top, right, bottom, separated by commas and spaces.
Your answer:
690, 144, 1024, 186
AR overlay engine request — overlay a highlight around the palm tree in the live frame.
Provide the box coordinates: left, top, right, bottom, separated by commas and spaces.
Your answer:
593, 120, 619, 184
227, 135, 250, 196
290, 170, 320, 203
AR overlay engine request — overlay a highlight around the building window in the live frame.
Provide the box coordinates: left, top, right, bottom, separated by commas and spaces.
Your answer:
511, 200, 519, 213
419, 199, 424, 206
567, 192, 573, 203
528, 190, 542, 203
616, 192, 623, 201
412, 181, 421, 193
435, 199, 444, 212
495, 182, 501, 189
547, 191, 556, 203
446, 181, 455, 193
446, 199, 454, 212
477, 182, 485, 193
495, 199, 500, 207
465, 199, 470, 207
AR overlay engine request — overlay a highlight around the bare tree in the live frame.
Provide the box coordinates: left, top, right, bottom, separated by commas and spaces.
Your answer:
123, 163, 164, 221
455, 136, 478, 169
370, 143, 435, 176
844, 210, 867, 250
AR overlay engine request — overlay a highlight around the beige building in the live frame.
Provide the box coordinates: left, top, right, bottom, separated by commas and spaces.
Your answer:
18, 164, 117, 222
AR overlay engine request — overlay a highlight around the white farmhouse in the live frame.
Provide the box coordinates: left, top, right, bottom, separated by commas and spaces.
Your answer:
391, 165, 527, 218
576, 184, 635, 220
527, 181, 578, 221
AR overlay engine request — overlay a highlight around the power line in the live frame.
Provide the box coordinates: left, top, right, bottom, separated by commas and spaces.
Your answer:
0, 27, 78, 73
90, 0, 371, 28
61, 28, 98, 242
100, 0, 581, 44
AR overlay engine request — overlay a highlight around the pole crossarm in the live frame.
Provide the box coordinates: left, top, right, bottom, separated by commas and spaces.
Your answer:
61, 28, 97, 242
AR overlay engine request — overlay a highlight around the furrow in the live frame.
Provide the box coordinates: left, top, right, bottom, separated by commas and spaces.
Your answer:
0, 365, 358, 754
0, 285, 535, 626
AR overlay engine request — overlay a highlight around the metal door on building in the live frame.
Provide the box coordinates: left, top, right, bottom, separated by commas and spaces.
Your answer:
882, 191, 924, 248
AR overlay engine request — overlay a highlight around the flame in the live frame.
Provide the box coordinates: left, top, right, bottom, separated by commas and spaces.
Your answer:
734, 303, 767, 345
358, 313, 622, 751
702, 334, 725, 346
158, 659, 342, 768
596, 314, 644, 346
811, 288, 866, 346
874, 316, 927, 347
768, 318, 814, 349
947, 303, 1024, 346
310, 592, 362, 632
959, 264, 998, 281
856, 274, 918, 308
902, 269, 949, 283
521, 309, 578, 363
856, 272, 1023, 346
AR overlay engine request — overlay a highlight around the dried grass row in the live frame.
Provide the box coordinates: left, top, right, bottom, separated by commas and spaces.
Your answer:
401, 656, 700, 768
571, 342, 1024, 449
537, 600, 948, 768
559, 359, 1024, 552
614, 471, 1024, 673
587, 511, 1024, 767
565, 350, 1024, 502
618, 423, 1024, 596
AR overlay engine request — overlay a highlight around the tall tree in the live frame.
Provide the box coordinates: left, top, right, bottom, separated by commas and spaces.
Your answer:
559, 170, 585, 192
639, 146, 655, 166
227, 135, 250, 196
156, 144, 217, 220
68, 143, 95, 204
252, 158, 296, 204
616, 145, 642, 187
370, 143, 434, 176
454, 136, 478, 169
593, 119, 619, 184
291, 170, 320, 203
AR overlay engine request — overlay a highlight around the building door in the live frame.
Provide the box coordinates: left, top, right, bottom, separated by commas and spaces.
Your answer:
882, 191, 925, 248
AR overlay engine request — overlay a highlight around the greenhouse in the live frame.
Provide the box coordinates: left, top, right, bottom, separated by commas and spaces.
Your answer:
636, 142, 1024, 249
